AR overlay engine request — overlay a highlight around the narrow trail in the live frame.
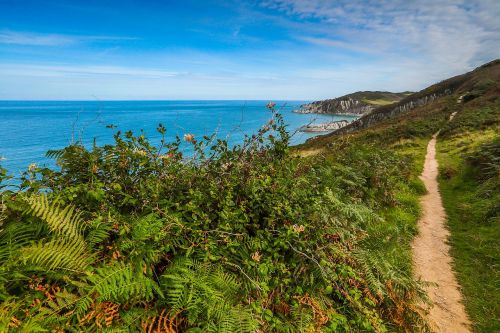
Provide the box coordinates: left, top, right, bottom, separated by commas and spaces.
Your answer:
412, 112, 471, 333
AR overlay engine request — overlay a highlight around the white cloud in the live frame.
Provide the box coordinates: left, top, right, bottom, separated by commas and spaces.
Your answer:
0, 64, 184, 78
261, 0, 500, 77
0, 59, 454, 101
0, 30, 136, 46
298, 36, 376, 54
0, 31, 75, 46
1, 2, 498, 100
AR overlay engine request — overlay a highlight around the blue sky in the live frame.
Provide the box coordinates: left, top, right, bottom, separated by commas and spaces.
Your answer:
0, 0, 499, 100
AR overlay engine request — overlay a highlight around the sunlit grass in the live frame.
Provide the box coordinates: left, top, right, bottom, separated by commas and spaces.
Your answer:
437, 123, 499, 332
363, 98, 396, 106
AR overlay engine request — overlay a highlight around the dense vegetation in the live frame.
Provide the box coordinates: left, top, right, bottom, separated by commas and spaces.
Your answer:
301, 63, 499, 332
1, 61, 498, 332
0, 105, 433, 332
437, 102, 499, 332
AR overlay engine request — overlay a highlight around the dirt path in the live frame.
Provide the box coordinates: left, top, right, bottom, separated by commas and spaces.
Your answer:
412, 113, 471, 332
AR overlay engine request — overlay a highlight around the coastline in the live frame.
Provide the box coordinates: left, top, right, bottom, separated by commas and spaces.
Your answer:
293, 109, 362, 117
299, 119, 353, 133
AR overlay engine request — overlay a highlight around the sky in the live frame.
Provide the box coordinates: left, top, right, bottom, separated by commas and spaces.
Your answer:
0, 0, 499, 100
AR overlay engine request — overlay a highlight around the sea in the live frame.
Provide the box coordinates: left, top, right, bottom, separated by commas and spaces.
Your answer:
0, 100, 356, 177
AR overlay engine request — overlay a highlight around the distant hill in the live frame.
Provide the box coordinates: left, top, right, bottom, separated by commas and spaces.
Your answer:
295, 91, 412, 115
333, 59, 500, 134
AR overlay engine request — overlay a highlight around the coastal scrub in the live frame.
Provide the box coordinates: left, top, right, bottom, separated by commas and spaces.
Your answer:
0, 106, 429, 332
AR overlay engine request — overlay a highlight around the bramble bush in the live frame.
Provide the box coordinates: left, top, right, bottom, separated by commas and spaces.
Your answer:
0, 105, 428, 332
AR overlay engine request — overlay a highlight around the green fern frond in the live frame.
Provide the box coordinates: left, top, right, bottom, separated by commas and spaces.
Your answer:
89, 262, 162, 303
74, 295, 93, 315
160, 258, 257, 332
226, 307, 257, 333
86, 220, 112, 248
22, 237, 90, 273
26, 195, 85, 242
0, 220, 45, 264
205, 306, 257, 333
353, 249, 385, 297
45, 149, 66, 159
323, 188, 380, 227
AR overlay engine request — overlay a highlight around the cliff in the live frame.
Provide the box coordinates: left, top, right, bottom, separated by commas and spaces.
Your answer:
299, 120, 351, 132
295, 91, 411, 116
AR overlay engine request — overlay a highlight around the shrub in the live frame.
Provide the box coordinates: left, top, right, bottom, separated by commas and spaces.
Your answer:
466, 136, 500, 182
0, 106, 428, 332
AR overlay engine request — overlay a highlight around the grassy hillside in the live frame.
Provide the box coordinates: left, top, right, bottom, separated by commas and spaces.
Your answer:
335, 59, 500, 134
301, 60, 499, 332
436, 101, 499, 332
348, 91, 412, 106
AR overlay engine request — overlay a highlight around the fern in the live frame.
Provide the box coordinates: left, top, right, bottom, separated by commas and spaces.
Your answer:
86, 220, 112, 248
88, 262, 162, 303
26, 195, 85, 242
45, 148, 66, 159
13, 195, 92, 274
160, 258, 257, 332
206, 306, 256, 333
353, 249, 385, 298
22, 238, 90, 272
0, 220, 45, 264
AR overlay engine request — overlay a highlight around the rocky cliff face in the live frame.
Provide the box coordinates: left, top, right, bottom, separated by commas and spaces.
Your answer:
295, 91, 409, 116
296, 97, 374, 115
299, 120, 351, 132
336, 90, 453, 134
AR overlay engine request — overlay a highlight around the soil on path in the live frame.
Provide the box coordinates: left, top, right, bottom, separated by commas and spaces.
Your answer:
412, 116, 472, 333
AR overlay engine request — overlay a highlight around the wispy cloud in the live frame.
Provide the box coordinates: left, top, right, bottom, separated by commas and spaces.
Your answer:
0, 30, 137, 46
298, 36, 376, 54
0, 64, 184, 78
0, 1, 498, 100
261, 0, 500, 74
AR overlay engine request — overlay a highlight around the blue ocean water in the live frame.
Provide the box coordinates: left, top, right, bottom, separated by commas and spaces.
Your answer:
0, 100, 356, 177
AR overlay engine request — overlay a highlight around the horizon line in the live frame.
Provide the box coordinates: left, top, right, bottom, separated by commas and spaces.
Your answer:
0, 99, 311, 102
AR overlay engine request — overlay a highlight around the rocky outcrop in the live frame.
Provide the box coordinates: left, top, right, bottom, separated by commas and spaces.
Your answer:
296, 98, 374, 116
390, 90, 450, 114
295, 91, 410, 116
299, 120, 350, 132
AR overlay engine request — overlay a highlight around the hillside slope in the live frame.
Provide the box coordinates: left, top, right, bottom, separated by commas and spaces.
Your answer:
295, 91, 411, 115
299, 59, 499, 333
436, 104, 499, 332
332, 59, 500, 135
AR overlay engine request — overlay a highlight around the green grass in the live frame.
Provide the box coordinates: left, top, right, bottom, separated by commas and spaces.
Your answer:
374, 183, 421, 272
363, 98, 396, 106
391, 137, 429, 177
371, 139, 429, 281
437, 127, 499, 332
